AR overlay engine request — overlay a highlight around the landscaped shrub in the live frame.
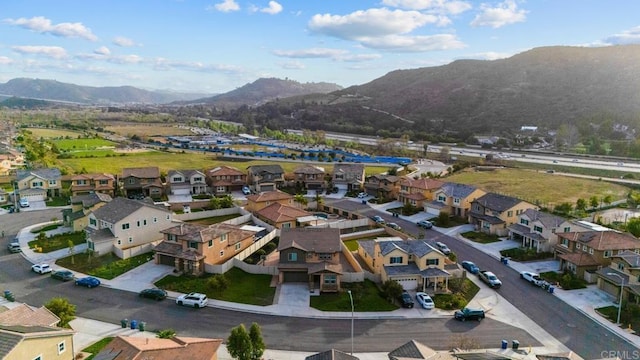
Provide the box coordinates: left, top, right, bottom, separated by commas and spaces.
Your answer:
207, 274, 229, 293
500, 247, 554, 261
540, 271, 587, 290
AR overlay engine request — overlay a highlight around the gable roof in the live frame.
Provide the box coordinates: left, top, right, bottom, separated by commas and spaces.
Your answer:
122, 167, 160, 178
366, 174, 400, 183
70, 192, 113, 207
0, 304, 60, 327
375, 239, 441, 258
70, 173, 115, 181
556, 231, 640, 251
612, 250, 640, 268
94, 335, 222, 360
91, 197, 170, 223
247, 164, 284, 174
332, 163, 364, 175
167, 169, 204, 179
294, 165, 325, 174
305, 349, 359, 360
400, 177, 444, 191
278, 227, 341, 253
207, 165, 244, 176
438, 182, 480, 198
473, 192, 528, 212
17, 168, 62, 181
161, 222, 255, 245
246, 190, 293, 202
522, 209, 565, 228
0, 325, 74, 359
256, 203, 311, 223
388, 339, 438, 360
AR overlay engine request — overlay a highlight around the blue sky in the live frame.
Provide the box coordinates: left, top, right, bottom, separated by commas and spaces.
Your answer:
1, 0, 639, 94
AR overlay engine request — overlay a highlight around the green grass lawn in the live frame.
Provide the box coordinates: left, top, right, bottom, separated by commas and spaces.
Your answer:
310, 280, 398, 311
460, 231, 501, 244
187, 214, 241, 225
596, 305, 640, 331
52, 138, 117, 150
56, 253, 153, 279
28, 231, 86, 253
154, 267, 275, 306
432, 278, 480, 310
342, 239, 360, 251
82, 337, 114, 360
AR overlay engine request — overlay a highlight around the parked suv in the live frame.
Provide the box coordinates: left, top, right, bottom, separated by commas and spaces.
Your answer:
399, 291, 414, 308
454, 308, 485, 321
176, 292, 208, 308
7, 242, 21, 253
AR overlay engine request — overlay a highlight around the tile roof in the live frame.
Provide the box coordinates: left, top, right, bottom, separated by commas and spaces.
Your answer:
376, 239, 440, 257
247, 164, 284, 174
91, 197, 170, 224
70, 192, 112, 207
294, 165, 325, 175
332, 163, 364, 174
17, 168, 62, 181
0, 324, 74, 359
256, 203, 311, 223
0, 304, 59, 327
388, 339, 437, 360
122, 167, 160, 178
207, 165, 245, 176
473, 192, 528, 212
246, 190, 293, 202
167, 169, 205, 181
400, 177, 444, 191
384, 262, 451, 277
612, 250, 640, 268
366, 174, 400, 183
556, 231, 640, 251
521, 209, 565, 228
278, 227, 342, 253
439, 182, 479, 198
556, 252, 601, 266
305, 349, 360, 360
95, 335, 222, 360
161, 222, 257, 246
70, 173, 115, 181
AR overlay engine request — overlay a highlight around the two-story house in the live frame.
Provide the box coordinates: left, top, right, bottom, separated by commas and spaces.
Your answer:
86, 197, 173, 258
121, 167, 164, 199
596, 250, 640, 305
468, 193, 536, 236
206, 165, 247, 195
245, 190, 294, 213
332, 163, 365, 192
397, 177, 444, 209
255, 203, 311, 229
62, 193, 113, 231
0, 150, 26, 175
16, 168, 62, 202
293, 165, 325, 190
357, 237, 451, 292
363, 174, 400, 201
508, 209, 566, 253
554, 230, 640, 278
247, 164, 285, 192
427, 182, 486, 217
0, 325, 75, 360
154, 222, 257, 275
95, 335, 222, 360
277, 227, 344, 292
166, 169, 207, 195
69, 173, 116, 197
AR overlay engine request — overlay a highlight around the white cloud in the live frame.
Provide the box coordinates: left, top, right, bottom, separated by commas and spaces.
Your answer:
359, 33, 465, 52
464, 51, 512, 60
260, 1, 283, 15
272, 48, 348, 58
0, 56, 13, 65
12, 45, 68, 59
308, 8, 441, 40
113, 36, 136, 47
94, 46, 111, 56
470, 0, 527, 28
4, 16, 97, 41
107, 54, 144, 64
280, 61, 305, 69
210, 0, 240, 12
338, 53, 383, 62
381, 0, 472, 15
603, 26, 640, 45
152, 58, 244, 74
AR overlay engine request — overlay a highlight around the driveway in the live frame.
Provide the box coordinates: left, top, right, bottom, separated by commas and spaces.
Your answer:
276, 283, 310, 307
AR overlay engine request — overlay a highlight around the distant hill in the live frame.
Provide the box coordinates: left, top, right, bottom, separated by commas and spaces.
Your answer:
185, 78, 343, 108
238, 45, 640, 140
0, 78, 211, 105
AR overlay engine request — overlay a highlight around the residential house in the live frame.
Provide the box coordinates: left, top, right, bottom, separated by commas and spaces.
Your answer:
596, 251, 640, 305
69, 173, 116, 196
277, 227, 344, 292
0, 150, 26, 176
554, 230, 640, 278
0, 303, 60, 327
246, 164, 285, 192
206, 165, 247, 195
388, 339, 439, 360
0, 325, 75, 360
121, 167, 164, 199
508, 209, 566, 253
255, 202, 311, 229
86, 197, 173, 258
245, 190, 294, 213
428, 182, 486, 217
62, 193, 113, 231
332, 163, 365, 191
398, 178, 444, 210
154, 222, 257, 275
468, 193, 536, 236
363, 174, 400, 200
305, 349, 359, 360
293, 165, 325, 190
16, 168, 62, 202
94, 335, 222, 360
166, 169, 207, 195
357, 237, 451, 292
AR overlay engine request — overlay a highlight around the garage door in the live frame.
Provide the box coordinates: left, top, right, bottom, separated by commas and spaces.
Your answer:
157, 254, 175, 266
394, 277, 418, 290
425, 206, 440, 216
173, 188, 191, 195
283, 271, 308, 283
23, 193, 45, 201
601, 280, 620, 298
260, 184, 275, 191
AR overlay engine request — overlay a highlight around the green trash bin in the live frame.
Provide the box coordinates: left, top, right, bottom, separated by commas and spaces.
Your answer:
138, 322, 146, 331
121, 319, 128, 328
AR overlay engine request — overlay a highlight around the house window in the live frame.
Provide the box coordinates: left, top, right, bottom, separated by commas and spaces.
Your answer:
122, 223, 130, 230
99, 180, 109, 185
128, 237, 133, 243
563, 227, 571, 232
189, 242, 198, 249
166, 215, 170, 220
32, 181, 43, 187
507, 211, 513, 217
89, 218, 97, 226
208, 240, 213, 247
589, 248, 594, 254
58, 340, 66, 354
220, 250, 224, 257
143, 219, 147, 226
319, 253, 332, 260
561, 238, 569, 247
49, 180, 57, 185
128, 178, 135, 184
438, 195, 446, 202
618, 263, 624, 270
282, 222, 291, 229
390, 256, 403, 264
153, 217, 158, 223
324, 274, 337, 284
453, 198, 460, 204
137, 221, 141, 227
426, 258, 439, 266
288, 253, 298, 261
117, 239, 122, 245
533, 225, 543, 233
216, 186, 226, 192
235, 243, 241, 250
582, 244, 588, 251
604, 250, 612, 258
520, 219, 529, 225
220, 233, 227, 242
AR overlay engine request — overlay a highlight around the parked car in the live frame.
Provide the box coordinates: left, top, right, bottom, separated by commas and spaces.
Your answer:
479, 270, 502, 288
461, 261, 480, 274
417, 220, 433, 229
51, 270, 75, 281
7, 242, 21, 253
139, 288, 168, 301
19, 198, 29, 208
75, 276, 101, 288
357, 192, 368, 198
520, 271, 545, 287
371, 215, 385, 225
176, 292, 208, 308
399, 291, 414, 308
415, 292, 434, 309
435, 241, 451, 255
31, 263, 52, 274
454, 308, 485, 321
242, 186, 251, 195
387, 222, 401, 230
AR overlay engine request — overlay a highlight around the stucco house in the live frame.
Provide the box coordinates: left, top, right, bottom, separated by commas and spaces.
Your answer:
508, 209, 567, 253
247, 164, 285, 192
357, 237, 451, 292
85, 197, 173, 258
293, 165, 325, 190
16, 168, 62, 202
166, 169, 207, 195
468, 193, 537, 236
363, 174, 400, 200
95, 335, 222, 360
0, 325, 75, 360
121, 167, 164, 199
332, 163, 365, 192
206, 165, 247, 195
427, 182, 486, 217
397, 177, 444, 209
62, 193, 113, 231
154, 222, 258, 275
69, 173, 116, 197
255, 202, 311, 229
596, 251, 640, 305
277, 227, 344, 292
245, 190, 294, 212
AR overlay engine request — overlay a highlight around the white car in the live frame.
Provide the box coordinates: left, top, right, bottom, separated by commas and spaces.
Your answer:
357, 192, 368, 198
32, 263, 52, 274
416, 292, 434, 309
19, 198, 29, 208
176, 292, 208, 308
435, 242, 451, 255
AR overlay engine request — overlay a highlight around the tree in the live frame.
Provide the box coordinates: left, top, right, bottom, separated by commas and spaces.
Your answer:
589, 196, 599, 209
157, 329, 176, 338
45, 297, 76, 328
554, 202, 573, 216
227, 324, 253, 360
248, 323, 266, 360
294, 194, 308, 208
626, 218, 640, 237
575, 198, 587, 211
602, 195, 613, 207
380, 280, 403, 303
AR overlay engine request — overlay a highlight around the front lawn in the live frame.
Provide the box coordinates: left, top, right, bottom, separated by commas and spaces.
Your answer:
432, 216, 468, 228
28, 231, 86, 253
596, 303, 640, 331
82, 337, 114, 360
432, 278, 480, 310
500, 247, 554, 261
56, 253, 153, 279
540, 271, 587, 290
461, 231, 501, 244
310, 280, 398, 312
154, 267, 275, 306
186, 214, 241, 225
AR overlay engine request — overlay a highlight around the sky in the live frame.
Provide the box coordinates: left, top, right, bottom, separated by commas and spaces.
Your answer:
1, 0, 640, 94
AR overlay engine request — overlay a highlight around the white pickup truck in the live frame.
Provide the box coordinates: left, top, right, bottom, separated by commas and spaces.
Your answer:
520, 271, 546, 287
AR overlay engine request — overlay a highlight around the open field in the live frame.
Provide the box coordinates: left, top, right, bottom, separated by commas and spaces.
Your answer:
53, 138, 117, 150
445, 168, 629, 207
105, 124, 194, 137
27, 128, 84, 139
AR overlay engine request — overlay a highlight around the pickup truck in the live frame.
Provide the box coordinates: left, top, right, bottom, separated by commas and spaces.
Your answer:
478, 270, 502, 288
520, 271, 546, 287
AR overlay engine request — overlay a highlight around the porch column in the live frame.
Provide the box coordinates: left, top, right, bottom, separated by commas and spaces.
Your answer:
174, 257, 180, 272
433, 278, 437, 292
445, 277, 449, 291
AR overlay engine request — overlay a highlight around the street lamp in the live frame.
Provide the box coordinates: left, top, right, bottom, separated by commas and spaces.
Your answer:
347, 290, 354, 355
607, 272, 625, 325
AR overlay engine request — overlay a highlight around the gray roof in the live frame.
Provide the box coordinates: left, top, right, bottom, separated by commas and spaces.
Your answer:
0, 329, 22, 359
508, 223, 545, 242
439, 182, 478, 198
613, 250, 640, 268
71, 193, 112, 207
17, 168, 62, 181
388, 339, 437, 360
0, 325, 71, 358
167, 169, 205, 179
473, 192, 526, 212
377, 239, 440, 258
91, 197, 169, 224
333, 163, 364, 174
278, 228, 341, 253
357, 239, 375, 258
305, 349, 359, 360
521, 209, 565, 228
247, 164, 284, 174
384, 262, 450, 278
